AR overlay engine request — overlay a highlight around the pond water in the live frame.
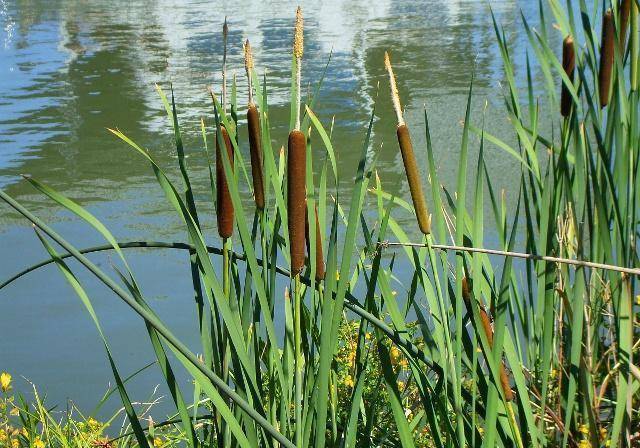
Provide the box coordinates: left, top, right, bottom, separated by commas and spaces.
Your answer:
0, 0, 550, 418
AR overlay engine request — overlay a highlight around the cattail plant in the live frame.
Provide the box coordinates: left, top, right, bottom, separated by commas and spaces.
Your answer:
287, 7, 306, 448
216, 19, 235, 415
384, 52, 431, 235
288, 6, 306, 275
305, 205, 325, 281
599, 9, 615, 107
244, 40, 265, 210
560, 36, 576, 117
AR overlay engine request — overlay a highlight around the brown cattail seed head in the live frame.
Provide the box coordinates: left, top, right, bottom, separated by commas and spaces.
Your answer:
288, 129, 306, 274
293, 6, 304, 59
620, 0, 631, 51
396, 124, 431, 235
216, 125, 234, 239
599, 9, 615, 107
560, 35, 576, 117
461, 277, 513, 401
305, 205, 325, 281
247, 104, 265, 210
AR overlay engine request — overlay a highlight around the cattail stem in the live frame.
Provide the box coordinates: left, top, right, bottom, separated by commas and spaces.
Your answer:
288, 130, 306, 274
216, 125, 234, 239
599, 9, 615, 107
306, 205, 325, 281
560, 36, 576, 117
384, 51, 430, 235
462, 278, 514, 402
220, 236, 231, 446
293, 275, 303, 448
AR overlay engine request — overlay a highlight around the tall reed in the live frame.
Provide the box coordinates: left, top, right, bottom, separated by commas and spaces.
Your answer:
383, 51, 430, 235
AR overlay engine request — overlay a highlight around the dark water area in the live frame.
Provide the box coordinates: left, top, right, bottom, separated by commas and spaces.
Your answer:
0, 0, 555, 419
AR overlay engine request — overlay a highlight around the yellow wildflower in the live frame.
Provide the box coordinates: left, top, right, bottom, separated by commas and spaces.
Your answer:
599, 427, 608, 440
11, 439, 19, 448
390, 346, 401, 364
33, 436, 45, 448
153, 436, 165, 447
0, 429, 7, 442
344, 375, 354, 388
87, 417, 101, 431
577, 440, 590, 448
1, 372, 12, 392
578, 424, 589, 435
9, 406, 19, 416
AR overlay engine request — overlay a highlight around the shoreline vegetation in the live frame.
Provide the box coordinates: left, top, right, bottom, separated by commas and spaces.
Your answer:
1, 1, 639, 447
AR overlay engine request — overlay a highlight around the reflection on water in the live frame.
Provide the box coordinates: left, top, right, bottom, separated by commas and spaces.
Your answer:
0, 0, 550, 414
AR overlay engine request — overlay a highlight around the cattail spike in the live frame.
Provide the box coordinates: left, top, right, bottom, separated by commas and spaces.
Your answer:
386, 52, 430, 235
397, 124, 431, 235
620, 0, 631, 51
222, 17, 229, 111
293, 6, 304, 59
288, 130, 306, 274
384, 51, 405, 126
244, 39, 254, 73
244, 40, 255, 105
462, 277, 514, 401
293, 7, 304, 130
599, 9, 615, 107
560, 36, 576, 117
216, 125, 234, 239
247, 104, 265, 209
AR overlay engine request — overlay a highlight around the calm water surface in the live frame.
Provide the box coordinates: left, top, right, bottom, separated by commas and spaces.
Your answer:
0, 0, 550, 416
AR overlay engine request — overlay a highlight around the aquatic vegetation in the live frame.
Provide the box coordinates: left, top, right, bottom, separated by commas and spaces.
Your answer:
1, 1, 639, 447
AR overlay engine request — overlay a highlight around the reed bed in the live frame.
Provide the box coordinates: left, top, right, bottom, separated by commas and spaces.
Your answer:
0, 2, 638, 448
